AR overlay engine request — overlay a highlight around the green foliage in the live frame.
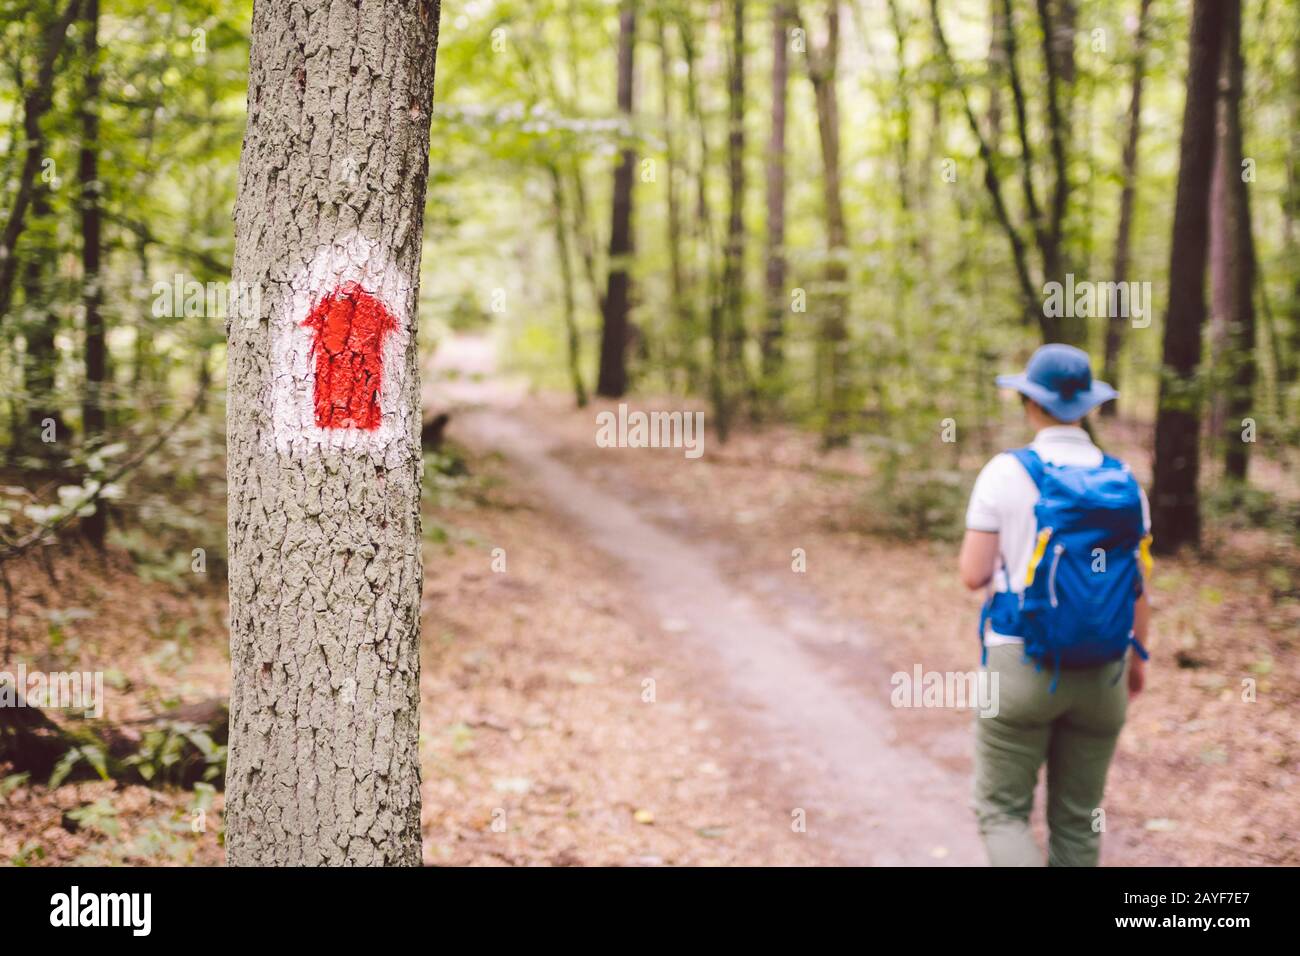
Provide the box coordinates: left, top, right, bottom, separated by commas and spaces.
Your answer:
1204, 483, 1300, 543
65, 797, 121, 838
125, 720, 226, 785
857, 461, 970, 543
49, 743, 110, 788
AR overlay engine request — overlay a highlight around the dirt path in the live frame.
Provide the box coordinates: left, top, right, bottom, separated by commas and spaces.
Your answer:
428, 336, 983, 865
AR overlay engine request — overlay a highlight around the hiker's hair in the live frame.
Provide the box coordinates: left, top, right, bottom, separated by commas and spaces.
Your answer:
1019, 394, 1081, 427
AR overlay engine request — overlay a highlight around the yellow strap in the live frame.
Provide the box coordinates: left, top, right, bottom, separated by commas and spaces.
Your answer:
1138, 534, 1154, 579
1025, 527, 1053, 587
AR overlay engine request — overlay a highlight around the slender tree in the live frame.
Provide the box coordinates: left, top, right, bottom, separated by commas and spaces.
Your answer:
549, 164, 589, 407
1151, 0, 1228, 554
761, 1, 789, 398
801, 0, 851, 448
0, 0, 81, 325
1101, 0, 1153, 416
1216, 0, 1257, 481
596, 0, 637, 398
80, 0, 107, 547
19, 188, 62, 458
656, 13, 693, 389
1285, 17, 1300, 390
224, 0, 441, 865
715, 0, 747, 438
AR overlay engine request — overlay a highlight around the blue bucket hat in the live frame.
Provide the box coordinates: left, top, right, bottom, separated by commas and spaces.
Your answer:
995, 344, 1117, 422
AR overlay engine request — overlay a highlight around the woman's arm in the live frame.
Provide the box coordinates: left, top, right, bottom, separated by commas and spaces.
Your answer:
1129, 590, 1150, 698
958, 530, 1000, 591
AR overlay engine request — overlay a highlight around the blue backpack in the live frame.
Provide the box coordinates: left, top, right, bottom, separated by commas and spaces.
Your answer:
979, 447, 1150, 685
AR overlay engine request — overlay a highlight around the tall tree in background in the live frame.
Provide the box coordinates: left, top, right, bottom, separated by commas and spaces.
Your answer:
597, 0, 637, 398
1213, 0, 1258, 482
1033, 0, 1076, 344
0, 0, 81, 325
20, 188, 61, 457
760, 2, 789, 402
225, 0, 440, 865
801, 0, 852, 448
714, 0, 746, 439
656, 13, 692, 389
1100, 0, 1152, 417
549, 164, 589, 407
1151, 0, 1227, 554
80, 0, 107, 547
1285, 22, 1300, 391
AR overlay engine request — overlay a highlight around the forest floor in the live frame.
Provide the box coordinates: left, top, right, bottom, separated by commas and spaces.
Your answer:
1, 334, 1296, 866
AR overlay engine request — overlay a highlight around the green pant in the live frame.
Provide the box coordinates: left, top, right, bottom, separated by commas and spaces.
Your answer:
973, 643, 1128, 867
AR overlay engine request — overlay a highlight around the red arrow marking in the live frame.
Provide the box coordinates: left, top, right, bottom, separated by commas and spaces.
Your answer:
303, 282, 397, 430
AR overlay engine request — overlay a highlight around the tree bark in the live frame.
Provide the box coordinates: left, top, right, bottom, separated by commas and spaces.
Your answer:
596, 0, 637, 398
1150, 0, 1227, 554
224, 0, 440, 866
1101, 0, 1152, 416
80, 0, 107, 547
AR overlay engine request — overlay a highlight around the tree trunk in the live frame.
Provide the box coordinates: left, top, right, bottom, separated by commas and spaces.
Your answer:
987, 0, 1005, 146
1150, 0, 1227, 554
761, 2, 789, 399
716, 0, 747, 434
1208, 91, 1230, 443
596, 0, 637, 398
0, 0, 80, 325
1285, 22, 1300, 389
1034, 0, 1077, 344
21, 190, 63, 456
1101, 0, 1152, 415
679, 13, 722, 434
224, 0, 440, 866
1217, 0, 1256, 482
549, 165, 588, 407
806, 1, 851, 448
80, 0, 107, 547
656, 15, 692, 390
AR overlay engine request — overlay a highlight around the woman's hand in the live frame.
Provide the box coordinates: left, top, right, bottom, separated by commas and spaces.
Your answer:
1128, 653, 1146, 699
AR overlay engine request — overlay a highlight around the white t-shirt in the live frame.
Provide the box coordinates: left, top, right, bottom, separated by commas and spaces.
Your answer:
965, 425, 1151, 645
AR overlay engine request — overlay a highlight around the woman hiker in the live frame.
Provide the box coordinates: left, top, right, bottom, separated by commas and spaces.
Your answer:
958, 344, 1152, 866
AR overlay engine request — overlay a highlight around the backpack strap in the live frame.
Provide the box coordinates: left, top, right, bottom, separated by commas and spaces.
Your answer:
1007, 446, 1046, 491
